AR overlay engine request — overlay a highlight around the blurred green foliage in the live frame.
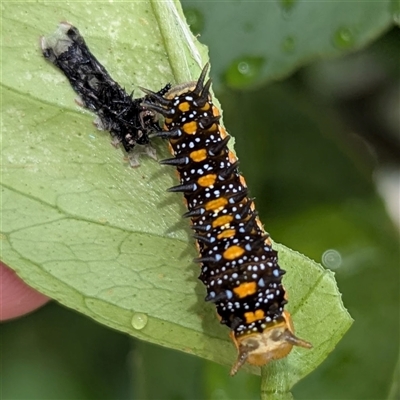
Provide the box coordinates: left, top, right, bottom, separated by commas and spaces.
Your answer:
1, 1, 399, 399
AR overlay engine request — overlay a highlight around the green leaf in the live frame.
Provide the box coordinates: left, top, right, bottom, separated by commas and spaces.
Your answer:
1, 0, 351, 390
182, 0, 394, 87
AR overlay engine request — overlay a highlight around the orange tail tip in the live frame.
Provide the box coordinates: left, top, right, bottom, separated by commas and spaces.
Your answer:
229, 311, 312, 376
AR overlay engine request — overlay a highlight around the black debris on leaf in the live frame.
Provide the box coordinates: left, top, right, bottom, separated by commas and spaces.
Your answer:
41, 23, 170, 166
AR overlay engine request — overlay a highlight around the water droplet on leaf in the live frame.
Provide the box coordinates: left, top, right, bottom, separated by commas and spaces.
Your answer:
322, 249, 342, 270
185, 8, 204, 35
223, 57, 265, 88
131, 312, 148, 330
333, 27, 354, 49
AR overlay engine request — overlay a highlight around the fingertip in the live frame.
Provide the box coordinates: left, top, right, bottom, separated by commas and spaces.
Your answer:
0, 262, 50, 321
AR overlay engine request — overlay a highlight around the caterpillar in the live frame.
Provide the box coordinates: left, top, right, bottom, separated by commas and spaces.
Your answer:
141, 64, 312, 375
41, 23, 170, 167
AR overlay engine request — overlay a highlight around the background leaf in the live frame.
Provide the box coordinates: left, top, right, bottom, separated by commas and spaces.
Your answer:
182, 0, 395, 87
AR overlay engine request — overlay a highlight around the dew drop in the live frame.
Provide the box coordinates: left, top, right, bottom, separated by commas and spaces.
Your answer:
223, 56, 265, 88
333, 27, 354, 49
238, 62, 250, 75
322, 249, 342, 270
282, 36, 296, 53
184, 8, 204, 35
131, 312, 148, 330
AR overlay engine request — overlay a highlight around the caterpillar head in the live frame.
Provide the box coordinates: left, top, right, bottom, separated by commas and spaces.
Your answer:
229, 311, 312, 376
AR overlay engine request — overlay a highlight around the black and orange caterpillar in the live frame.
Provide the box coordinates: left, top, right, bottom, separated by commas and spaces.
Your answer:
142, 64, 312, 375
41, 23, 311, 374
